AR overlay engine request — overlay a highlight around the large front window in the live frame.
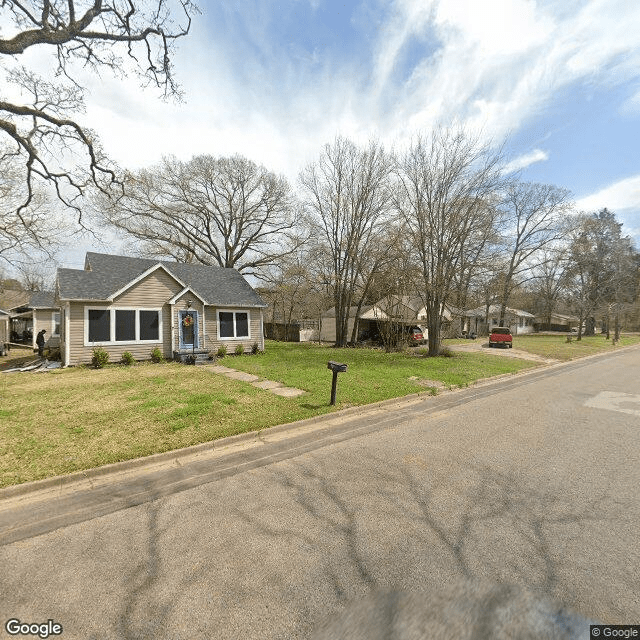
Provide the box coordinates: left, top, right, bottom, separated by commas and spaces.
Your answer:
85, 308, 162, 345
140, 310, 160, 341
88, 309, 110, 342
115, 310, 136, 341
217, 311, 250, 339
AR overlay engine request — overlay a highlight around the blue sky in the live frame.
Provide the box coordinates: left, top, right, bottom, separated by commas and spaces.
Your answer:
12, 0, 640, 268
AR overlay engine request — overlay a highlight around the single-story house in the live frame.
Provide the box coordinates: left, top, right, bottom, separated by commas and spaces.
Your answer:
9, 291, 61, 349
320, 296, 468, 343
533, 313, 579, 332
319, 305, 373, 343
0, 309, 9, 354
465, 305, 535, 336
56, 252, 266, 366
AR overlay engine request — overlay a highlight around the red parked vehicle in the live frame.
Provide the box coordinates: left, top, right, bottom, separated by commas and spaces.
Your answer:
489, 326, 512, 348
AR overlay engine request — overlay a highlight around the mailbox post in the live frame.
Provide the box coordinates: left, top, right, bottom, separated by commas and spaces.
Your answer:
327, 360, 347, 405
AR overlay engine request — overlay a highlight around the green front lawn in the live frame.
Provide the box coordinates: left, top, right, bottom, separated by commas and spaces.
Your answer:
511, 334, 640, 361
0, 341, 536, 488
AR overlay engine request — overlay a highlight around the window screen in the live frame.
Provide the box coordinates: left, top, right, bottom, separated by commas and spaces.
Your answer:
236, 313, 249, 337
219, 312, 234, 338
53, 312, 61, 336
88, 309, 110, 342
115, 310, 136, 341
139, 310, 159, 341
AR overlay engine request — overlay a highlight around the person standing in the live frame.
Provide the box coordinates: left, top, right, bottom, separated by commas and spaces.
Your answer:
36, 329, 47, 357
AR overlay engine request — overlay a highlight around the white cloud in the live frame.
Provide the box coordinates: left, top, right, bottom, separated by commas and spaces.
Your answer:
575, 174, 640, 213
4, 0, 640, 189
620, 88, 640, 116
370, 0, 640, 147
503, 149, 549, 174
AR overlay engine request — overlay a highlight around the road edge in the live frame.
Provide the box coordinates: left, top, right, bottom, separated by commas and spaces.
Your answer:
2, 341, 639, 500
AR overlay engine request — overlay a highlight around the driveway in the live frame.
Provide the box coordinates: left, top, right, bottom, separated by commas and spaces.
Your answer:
448, 340, 560, 364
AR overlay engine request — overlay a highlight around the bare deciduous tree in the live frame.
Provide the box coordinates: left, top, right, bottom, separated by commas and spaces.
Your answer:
396, 128, 505, 356
101, 154, 304, 277
0, 0, 196, 240
0, 149, 70, 267
530, 247, 570, 329
496, 182, 573, 325
300, 137, 394, 347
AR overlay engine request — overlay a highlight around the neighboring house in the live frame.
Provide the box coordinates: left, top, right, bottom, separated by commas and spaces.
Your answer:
533, 313, 579, 332
360, 296, 427, 324
0, 309, 9, 355
319, 305, 372, 343
56, 252, 266, 366
320, 296, 466, 343
9, 291, 61, 350
465, 305, 535, 336
361, 296, 465, 338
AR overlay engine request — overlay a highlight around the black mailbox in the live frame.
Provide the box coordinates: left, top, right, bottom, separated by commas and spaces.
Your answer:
327, 361, 347, 405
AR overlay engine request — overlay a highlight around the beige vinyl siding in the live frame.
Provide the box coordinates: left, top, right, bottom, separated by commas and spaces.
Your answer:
204, 307, 264, 353
67, 303, 171, 365
32, 308, 59, 349
0, 315, 8, 344
67, 271, 182, 365
113, 269, 182, 306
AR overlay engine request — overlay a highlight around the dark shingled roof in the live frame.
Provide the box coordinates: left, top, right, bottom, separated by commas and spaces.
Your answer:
8, 291, 57, 311
57, 253, 266, 308
29, 291, 57, 309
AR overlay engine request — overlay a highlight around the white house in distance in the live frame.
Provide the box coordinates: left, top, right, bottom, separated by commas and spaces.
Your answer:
465, 305, 535, 336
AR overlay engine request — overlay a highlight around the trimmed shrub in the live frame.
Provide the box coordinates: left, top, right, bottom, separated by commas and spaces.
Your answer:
150, 347, 164, 363
234, 343, 244, 356
251, 341, 260, 355
217, 344, 227, 358
91, 347, 109, 369
121, 351, 135, 366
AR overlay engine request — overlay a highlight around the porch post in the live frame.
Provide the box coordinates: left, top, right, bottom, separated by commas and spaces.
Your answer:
64, 303, 70, 367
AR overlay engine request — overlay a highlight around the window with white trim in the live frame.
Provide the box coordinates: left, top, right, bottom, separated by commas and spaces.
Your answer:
217, 310, 250, 339
85, 307, 162, 345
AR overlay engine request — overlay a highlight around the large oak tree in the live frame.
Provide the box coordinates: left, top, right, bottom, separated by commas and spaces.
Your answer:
101, 154, 304, 277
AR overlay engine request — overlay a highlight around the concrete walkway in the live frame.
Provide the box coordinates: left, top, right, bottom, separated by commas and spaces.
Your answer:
204, 364, 306, 398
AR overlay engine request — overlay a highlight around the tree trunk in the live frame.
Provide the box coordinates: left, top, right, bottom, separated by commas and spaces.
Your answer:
426, 299, 441, 356
577, 312, 584, 341
585, 316, 595, 336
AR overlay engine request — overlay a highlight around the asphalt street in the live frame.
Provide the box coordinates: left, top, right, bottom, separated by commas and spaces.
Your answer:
1, 347, 639, 639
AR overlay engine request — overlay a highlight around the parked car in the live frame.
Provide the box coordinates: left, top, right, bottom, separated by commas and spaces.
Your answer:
408, 326, 427, 345
489, 326, 512, 348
